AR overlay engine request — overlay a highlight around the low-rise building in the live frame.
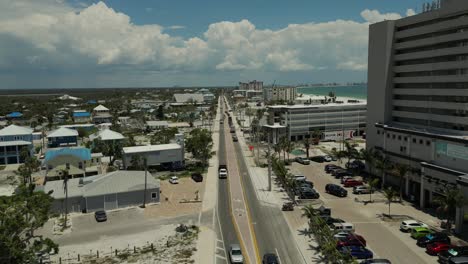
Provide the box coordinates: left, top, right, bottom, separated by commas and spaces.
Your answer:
146, 121, 169, 131
89, 129, 125, 142
122, 141, 184, 169
41, 170, 160, 213
266, 101, 367, 141
0, 125, 34, 164
73, 111, 91, 123
92, 105, 112, 124
47, 127, 78, 148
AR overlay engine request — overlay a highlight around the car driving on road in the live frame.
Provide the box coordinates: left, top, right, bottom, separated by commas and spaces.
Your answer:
94, 210, 107, 222
262, 253, 279, 264
229, 244, 244, 264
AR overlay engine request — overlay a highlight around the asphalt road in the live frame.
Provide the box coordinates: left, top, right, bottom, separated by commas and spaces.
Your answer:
217, 102, 240, 264
232, 134, 307, 263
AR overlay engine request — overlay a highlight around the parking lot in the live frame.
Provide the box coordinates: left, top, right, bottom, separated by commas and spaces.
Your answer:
291, 160, 440, 264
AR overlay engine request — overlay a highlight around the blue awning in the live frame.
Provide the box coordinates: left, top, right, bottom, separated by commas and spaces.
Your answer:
45, 147, 91, 163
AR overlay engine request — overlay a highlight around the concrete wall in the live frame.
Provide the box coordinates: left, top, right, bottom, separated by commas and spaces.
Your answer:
84, 188, 159, 212
123, 148, 184, 168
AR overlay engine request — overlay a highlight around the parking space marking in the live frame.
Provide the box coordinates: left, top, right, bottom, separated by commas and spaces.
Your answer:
275, 248, 283, 264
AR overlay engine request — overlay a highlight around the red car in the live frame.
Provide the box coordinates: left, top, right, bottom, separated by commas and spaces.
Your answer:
337, 234, 367, 247
426, 242, 451, 255
343, 179, 363, 187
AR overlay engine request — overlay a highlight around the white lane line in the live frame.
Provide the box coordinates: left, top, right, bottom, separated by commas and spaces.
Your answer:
275, 248, 283, 264
216, 246, 226, 252
216, 200, 228, 260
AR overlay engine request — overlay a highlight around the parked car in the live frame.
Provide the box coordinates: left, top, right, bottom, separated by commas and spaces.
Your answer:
417, 232, 450, 247
399, 220, 428, 232
336, 234, 367, 247
325, 164, 340, 173
341, 176, 354, 184
325, 184, 348, 197
295, 156, 310, 165
353, 186, 374, 195
310, 156, 325, 163
293, 174, 307, 182
343, 179, 363, 187
323, 155, 333, 162
262, 253, 279, 264
232, 135, 238, 142
301, 180, 314, 188
447, 256, 468, 264
360, 259, 391, 264
331, 223, 355, 232
346, 160, 365, 170
333, 169, 353, 178
169, 176, 179, 184
438, 246, 468, 264
324, 217, 346, 227
191, 173, 203, 182
338, 246, 373, 259
299, 190, 320, 199
334, 231, 353, 239
410, 227, 434, 239
426, 241, 451, 255
95, 210, 107, 222
229, 244, 244, 264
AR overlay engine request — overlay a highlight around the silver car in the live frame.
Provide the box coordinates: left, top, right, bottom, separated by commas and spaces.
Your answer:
229, 244, 244, 264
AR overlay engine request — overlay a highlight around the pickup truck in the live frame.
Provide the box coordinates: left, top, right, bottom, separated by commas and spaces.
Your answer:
219, 165, 228, 179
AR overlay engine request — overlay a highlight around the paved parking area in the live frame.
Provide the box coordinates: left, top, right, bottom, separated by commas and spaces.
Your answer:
292, 161, 440, 264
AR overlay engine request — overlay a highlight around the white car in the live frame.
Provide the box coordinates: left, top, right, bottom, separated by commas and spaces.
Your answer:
333, 231, 352, 239
229, 244, 244, 264
169, 176, 179, 184
219, 169, 228, 179
324, 155, 333, 162
400, 220, 428, 232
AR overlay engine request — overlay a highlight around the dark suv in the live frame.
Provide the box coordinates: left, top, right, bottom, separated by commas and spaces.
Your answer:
299, 189, 320, 199
416, 232, 450, 247
325, 184, 348, 197
438, 246, 468, 264
333, 169, 353, 178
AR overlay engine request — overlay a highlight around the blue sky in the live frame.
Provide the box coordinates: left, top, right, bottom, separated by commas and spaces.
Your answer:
0, 0, 422, 88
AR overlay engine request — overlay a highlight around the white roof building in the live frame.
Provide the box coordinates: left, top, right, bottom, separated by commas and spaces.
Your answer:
173, 93, 204, 104
89, 129, 125, 141
58, 94, 81, 101
93, 105, 109, 112
0, 125, 33, 136
123, 143, 181, 154
47, 127, 78, 138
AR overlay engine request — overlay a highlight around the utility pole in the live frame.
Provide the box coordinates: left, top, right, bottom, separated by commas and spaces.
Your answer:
267, 131, 272, 192
142, 158, 148, 208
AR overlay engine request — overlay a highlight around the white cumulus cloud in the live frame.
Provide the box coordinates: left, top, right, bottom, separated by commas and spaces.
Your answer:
0, 1, 417, 86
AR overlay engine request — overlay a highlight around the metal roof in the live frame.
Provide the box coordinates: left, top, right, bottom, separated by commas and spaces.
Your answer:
123, 143, 181, 154
47, 127, 78, 138
0, 124, 33, 136
45, 147, 91, 163
73, 112, 91, 117
93, 105, 109, 111
6, 112, 23, 118
42, 170, 160, 199
173, 93, 204, 103
146, 121, 169, 127
89, 129, 125, 141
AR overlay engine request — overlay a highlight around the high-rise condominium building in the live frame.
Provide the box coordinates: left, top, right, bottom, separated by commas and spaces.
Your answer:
367, 0, 468, 232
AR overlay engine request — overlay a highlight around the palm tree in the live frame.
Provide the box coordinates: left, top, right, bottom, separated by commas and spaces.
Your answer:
393, 163, 410, 202
359, 148, 375, 177
383, 187, 398, 217
433, 188, 466, 230
61, 168, 70, 229
375, 153, 390, 189
303, 138, 311, 159
368, 178, 380, 203
285, 140, 295, 162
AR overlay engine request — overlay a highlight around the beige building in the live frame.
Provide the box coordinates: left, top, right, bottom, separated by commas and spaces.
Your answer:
263, 86, 297, 103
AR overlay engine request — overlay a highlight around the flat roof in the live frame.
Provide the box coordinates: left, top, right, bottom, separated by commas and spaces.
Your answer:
123, 143, 181, 154
268, 101, 367, 109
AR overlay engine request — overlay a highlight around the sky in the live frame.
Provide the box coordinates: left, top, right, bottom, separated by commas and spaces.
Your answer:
0, 0, 425, 89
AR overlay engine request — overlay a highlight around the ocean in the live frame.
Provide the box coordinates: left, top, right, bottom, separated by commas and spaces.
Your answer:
297, 85, 367, 100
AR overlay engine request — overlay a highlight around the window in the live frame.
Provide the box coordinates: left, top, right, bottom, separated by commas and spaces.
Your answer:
377, 130, 380, 135
426, 140, 431, 146
151, 192, 157, 199
419, 139, 423, 144
387, 133, 390, 138
398, 135, 402, 140
392, 134, 396, 139
404, 137, 408, 141
413, 138, 416, 143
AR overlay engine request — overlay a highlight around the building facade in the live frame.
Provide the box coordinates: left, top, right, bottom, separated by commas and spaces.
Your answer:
366, 0, 468, 232
122, 138, 184, 169
0, 125, 34, 164
47, 127, 78, 148
239, 80, 263, 91
267, 102, 367, 142
263, 87, 298, 103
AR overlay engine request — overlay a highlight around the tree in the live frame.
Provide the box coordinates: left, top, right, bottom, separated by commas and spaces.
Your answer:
188, 112, 196, 128
383, 187, 398, 217
285, 140, 295, 162
303, 138, 311, 159
150, 127, 178, 145
185, 128, 214, 166
375, 153, 391, 189
0, 184, 58, 263
130, 154, 144, 170
17, 147, 40, 184
368, 178, 380, 203
392, 163, 410, 202
342, 141, 359, 167
156, 105, 165, 120
433, 188, 466, 230
359, 148, 375, 177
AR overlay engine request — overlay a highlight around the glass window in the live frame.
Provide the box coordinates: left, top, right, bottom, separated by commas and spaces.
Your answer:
151, 192, 157, 199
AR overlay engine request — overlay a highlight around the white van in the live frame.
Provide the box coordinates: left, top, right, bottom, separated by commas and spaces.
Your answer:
331, 223, 355, 232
